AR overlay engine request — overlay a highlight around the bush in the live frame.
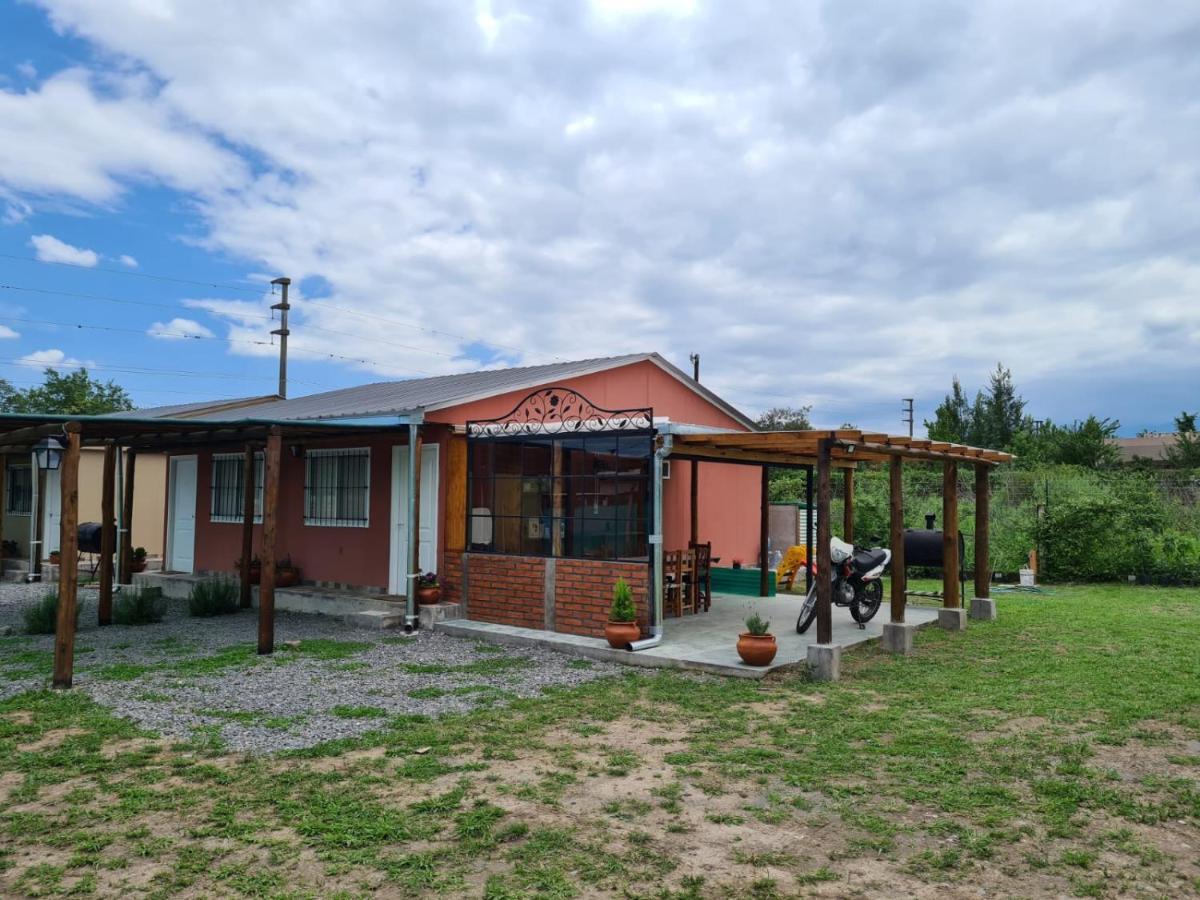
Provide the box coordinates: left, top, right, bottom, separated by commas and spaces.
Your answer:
23, 592, 79, 635
609, 578, 636, 622
188, 577, 240, 617
113, 586, 166, 626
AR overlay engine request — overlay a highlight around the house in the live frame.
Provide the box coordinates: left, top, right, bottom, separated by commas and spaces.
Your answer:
119, 353, 762, 636
1111, 433, 1178, 463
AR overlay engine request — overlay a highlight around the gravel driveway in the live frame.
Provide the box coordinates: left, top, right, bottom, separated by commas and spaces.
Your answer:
0, 581, 621, 754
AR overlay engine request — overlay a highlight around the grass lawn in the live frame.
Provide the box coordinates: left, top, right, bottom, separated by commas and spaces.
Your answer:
0, 584, 1198, 898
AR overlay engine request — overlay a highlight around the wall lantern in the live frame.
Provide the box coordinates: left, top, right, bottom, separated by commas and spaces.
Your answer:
33, 436, 65, 471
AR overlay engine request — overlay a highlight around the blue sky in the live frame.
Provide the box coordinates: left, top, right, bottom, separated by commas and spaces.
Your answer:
1, 0, 1198, 434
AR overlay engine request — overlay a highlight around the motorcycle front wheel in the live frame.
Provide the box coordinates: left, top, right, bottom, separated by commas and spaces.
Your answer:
851, 580, 883, 624
796, 583, 818, 634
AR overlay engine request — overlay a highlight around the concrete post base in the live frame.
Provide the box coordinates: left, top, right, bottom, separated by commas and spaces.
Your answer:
938, 607, 967, 631
807, 643, 841, 681
881, 621, 918, 654
969, 596, 997, 621
418, 602, 462, 630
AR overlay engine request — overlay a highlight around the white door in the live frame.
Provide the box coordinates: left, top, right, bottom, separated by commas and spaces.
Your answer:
390, 444, 439, 595
167, 456, 198, 573
42, 469, 62, 556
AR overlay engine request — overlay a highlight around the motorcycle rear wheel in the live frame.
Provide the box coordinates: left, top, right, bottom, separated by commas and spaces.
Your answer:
796, 583, 818, 634
851, 580, 883, 624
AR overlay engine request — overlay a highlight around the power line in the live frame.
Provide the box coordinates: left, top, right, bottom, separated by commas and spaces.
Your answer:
0, 283, 273, 320
0, 252, 266, 295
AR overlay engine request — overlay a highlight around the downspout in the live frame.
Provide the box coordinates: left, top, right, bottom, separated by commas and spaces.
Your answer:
404, 416, 423, 633
28, 451, 40, 583
630, 433, 671, 651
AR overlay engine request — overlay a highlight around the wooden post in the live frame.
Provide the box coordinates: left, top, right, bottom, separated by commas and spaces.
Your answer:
52, 425, 82, 689
0, 453, 6, 578
805, 464, 814, 594
410, 428, 423, 578
816, 439, 833, 645
119, 450, 137, 584
889, 456, 906, 624
97, 444, 116, 626
445, 435, 468, 553
974, 463, 990, 600
239, 445, 256, 609
689, 461, 699, 548
258, 429, 282, 655
843, 467, 855, 544
759, 465, 770, 597
942, 460, 960, 608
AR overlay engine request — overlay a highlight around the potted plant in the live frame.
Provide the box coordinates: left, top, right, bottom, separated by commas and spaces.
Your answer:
415, 571, 441, 605
275, 555, 301, 588
731, 558, 743, 570
737, 612, 777, 666
235, 555, 262, 584
48, 550, 62, 566
604, 578, 640, 649
130, 547, 148, 573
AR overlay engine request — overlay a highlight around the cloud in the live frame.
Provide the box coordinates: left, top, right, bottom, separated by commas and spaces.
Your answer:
29, 233, 99, 267
147, 318, 215, 340
118, 254, 138, 268
0, 325, 20, 339
13, 0, 1200, 430
18, 348, 86, 369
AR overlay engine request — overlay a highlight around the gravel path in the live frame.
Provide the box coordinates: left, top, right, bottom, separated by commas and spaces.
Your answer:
0, 582, 622, 754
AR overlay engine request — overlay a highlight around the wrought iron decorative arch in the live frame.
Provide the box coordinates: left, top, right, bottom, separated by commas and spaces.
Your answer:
466, 387, 653, 437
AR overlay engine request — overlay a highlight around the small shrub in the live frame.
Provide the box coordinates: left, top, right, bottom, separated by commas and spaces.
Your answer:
609, 578, 636, 622
188, 577, 240, 618
24, 592, 78, 635
113, 586, 166, 626
744, 612, 771, 636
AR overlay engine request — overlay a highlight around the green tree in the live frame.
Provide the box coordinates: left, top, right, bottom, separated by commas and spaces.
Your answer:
1050, 416, 1121, 468
756, 405, 812, 431
0, 368, 133, 415
925, 377, 971, 443
973, 363, 1025, 448
1164, 411, 1200, 467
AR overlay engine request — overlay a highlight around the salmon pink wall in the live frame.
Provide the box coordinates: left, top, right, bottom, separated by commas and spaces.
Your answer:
662, 460, 761, 565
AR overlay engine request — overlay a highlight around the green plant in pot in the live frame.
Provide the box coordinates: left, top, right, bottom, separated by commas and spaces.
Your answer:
737, 611, 777, 666
235, 555, 262, 584
604, 578, 640, 649
274, 555, 301, 587
130, 546, 148, 573
415, 571, 441, 605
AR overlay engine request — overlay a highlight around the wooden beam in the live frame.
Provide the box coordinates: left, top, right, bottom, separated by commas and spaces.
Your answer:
240, 445, 256, 609
942, 460, 960, 609
258, 428, 282, 655
759, 466, 770, 597
842, 467, 855, 544
445, 435, 468, 552
816, 440, 833, 645
97, 444, 116, 626
0, 422, 72, 449
974, 462, 990, 600
889, 456, 905, 624
52, 424, 81, 689
119, 450, 137, 584
410, 428, 424, 578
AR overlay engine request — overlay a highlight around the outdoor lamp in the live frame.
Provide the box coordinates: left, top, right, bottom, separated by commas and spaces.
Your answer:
33, 436, 64, 471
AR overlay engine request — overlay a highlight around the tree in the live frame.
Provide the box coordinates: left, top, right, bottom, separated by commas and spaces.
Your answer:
0, 368, 133, 415
1164, 411, 1200, 467
1050, 416, 1121, 468
756, 405, 812, 431
974, 363, 1025, 449
925, 377, 971, 443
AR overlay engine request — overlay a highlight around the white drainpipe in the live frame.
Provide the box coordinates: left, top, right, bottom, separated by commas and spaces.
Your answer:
404, 419, 422, 633
630, 433, 670, 651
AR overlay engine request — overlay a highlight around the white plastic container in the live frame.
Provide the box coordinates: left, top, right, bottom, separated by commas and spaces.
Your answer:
1019, 568, 1035, 587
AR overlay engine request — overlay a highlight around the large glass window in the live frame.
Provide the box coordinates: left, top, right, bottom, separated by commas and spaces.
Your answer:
304, 448, 371, 527
210, 452, 264, 523
468, 434, 651, 560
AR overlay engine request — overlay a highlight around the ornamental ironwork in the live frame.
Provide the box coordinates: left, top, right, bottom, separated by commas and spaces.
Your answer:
466, 387, 653, 437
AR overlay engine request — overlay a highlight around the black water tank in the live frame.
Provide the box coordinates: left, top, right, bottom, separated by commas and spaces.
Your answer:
77, 522, 103, 554
903, 528, 964, 569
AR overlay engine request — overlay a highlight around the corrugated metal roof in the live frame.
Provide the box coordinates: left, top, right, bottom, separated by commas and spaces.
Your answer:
115, 353, 755, 429
103, 395, 279, 420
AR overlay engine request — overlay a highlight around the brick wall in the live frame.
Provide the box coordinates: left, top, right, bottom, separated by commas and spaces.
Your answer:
441, 551, 463, 605
462, 554, 545, 629
554, 559, 650, 637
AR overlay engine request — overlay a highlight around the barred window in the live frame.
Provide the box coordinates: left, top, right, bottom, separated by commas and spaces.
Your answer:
304, 448, 370, 527
210, 453, 264, 523
5, 464, 32, 516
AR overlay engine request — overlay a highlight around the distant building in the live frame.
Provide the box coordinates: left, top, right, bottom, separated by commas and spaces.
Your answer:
1112, 433, 1178, 463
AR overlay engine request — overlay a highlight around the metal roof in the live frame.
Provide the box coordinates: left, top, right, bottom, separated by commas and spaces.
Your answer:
102, 395, 279, 420
112, 353, 756, 429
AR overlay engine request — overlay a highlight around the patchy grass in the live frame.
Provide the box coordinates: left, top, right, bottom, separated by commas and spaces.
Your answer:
0, 584, 1197, 897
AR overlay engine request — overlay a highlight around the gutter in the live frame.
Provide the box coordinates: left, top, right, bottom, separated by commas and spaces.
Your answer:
630, 433, 671, 651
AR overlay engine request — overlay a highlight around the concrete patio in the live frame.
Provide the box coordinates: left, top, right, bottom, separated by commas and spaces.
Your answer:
439, 592, 942, 679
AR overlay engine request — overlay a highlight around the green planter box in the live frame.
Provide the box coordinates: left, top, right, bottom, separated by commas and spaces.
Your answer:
711, 567, 776, 597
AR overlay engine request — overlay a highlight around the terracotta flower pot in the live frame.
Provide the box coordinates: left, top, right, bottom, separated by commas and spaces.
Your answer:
275, 567, 300, 588
736, 633, 777, 666
604, 621, 640, 649
416, 585, 441, 605
130, 558, 147, 574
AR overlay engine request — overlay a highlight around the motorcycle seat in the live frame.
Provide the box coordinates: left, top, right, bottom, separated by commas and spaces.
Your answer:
851, 548, 888, 572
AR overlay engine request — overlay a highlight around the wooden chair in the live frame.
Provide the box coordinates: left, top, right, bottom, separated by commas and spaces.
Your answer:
688, 541, 713, 612
663, 549, 685, 617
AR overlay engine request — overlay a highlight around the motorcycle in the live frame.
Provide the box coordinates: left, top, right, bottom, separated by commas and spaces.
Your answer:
796, 537, 891, 633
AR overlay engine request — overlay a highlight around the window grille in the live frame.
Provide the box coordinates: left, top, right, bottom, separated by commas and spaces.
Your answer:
4, 464, 32, 516
210, 453, 264, 523
304, 448, 370, 527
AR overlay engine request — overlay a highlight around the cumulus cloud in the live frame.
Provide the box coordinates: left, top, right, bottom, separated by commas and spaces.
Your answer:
118, 254, 138, 268
18, 348, 86, 369
147, 318, 215, 340
0, 325, 20, 339
29, 233, 99, 267
12, 0, 1200, 428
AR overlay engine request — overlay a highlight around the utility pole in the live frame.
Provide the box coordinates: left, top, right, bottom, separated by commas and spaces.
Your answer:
902, 398, 914, 438
270, 277, 291, 399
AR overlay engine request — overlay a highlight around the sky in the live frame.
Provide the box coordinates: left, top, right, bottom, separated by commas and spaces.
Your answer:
0, 0, 1197, 435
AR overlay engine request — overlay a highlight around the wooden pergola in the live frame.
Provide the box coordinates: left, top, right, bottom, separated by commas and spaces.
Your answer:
0, 413, 414, 690
669, 429, 1014, 650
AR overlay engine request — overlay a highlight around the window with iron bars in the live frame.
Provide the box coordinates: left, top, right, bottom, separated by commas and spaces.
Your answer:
4, 464, 32, 516
304, 448, 370, 527
210, 452, 264, 523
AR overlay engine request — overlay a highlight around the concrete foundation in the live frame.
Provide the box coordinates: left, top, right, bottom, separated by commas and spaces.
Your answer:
937, 607, 968, 631
969, 596, 997, 621
807, 643, 841, 681
418, 602, 462, 630
881, 621, 918, 654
